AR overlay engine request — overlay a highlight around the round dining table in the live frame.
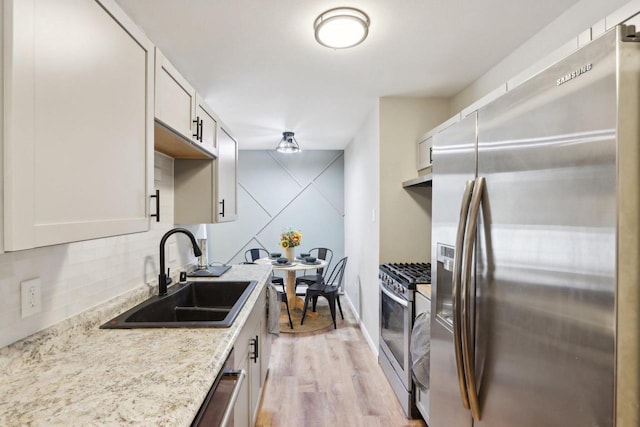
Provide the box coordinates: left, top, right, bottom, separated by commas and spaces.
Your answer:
256, 257, 328, 312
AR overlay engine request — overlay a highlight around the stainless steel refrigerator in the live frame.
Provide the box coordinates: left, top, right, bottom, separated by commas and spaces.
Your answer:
430, 24, 640, 427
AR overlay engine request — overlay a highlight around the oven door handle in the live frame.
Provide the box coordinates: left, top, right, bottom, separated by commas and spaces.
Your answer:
461, 176, 485, 421
453, 179, 475, 410
380, 284, 409, 308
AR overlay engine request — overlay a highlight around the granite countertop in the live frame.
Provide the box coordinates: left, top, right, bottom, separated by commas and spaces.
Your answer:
416, 284, 431, 299
0, 265, 272, 426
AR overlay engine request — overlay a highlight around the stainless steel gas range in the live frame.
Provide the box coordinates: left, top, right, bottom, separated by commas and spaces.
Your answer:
378, 262, 431, 418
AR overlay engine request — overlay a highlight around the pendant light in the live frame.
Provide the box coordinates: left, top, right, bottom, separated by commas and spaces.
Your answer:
276, 131, 301, 153
314, 7, 370, 49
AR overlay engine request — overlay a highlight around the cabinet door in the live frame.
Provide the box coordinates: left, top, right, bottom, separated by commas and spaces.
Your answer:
216, 127, 238, 222
233, 350, 251, 427
4, 0, 153, 250
417, 136, 433, 170
195, 94, 218, 154
155, 49, 196, 140
260, 317, 272, 389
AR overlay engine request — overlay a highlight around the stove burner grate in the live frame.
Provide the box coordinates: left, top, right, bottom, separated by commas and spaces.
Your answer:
380, 262, 431, 285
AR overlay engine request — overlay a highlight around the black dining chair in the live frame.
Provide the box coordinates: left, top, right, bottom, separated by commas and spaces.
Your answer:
301, 256, 348, 329
244, 248, 269, 263
294, 247, 333, 295
243, 248, 292, 329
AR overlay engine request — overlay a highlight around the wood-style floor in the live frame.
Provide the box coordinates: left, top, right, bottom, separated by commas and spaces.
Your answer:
256, 301, 427, 427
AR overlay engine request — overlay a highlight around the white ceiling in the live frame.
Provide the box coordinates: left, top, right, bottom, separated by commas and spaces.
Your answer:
115, 0, 581, 150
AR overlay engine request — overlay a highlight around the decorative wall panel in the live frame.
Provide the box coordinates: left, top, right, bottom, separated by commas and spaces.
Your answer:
208, 150, 344, 271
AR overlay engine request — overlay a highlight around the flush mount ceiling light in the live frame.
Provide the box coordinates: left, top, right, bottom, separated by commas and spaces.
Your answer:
276, 131, 301, 153
314, 7, 370, 49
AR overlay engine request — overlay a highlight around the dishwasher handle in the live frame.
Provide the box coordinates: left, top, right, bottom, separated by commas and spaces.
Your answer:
220, 369, 246, 427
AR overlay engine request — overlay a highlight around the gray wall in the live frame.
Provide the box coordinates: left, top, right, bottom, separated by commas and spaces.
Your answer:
207, 150, 344, 269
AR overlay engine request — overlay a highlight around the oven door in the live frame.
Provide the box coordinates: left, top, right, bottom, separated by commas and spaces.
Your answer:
379, 282, 412, 388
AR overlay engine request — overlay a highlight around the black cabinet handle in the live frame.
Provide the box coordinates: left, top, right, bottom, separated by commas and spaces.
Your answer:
192, 117, 198, 139
219, 199, 225, 218
150, 189, 160, 222
250, 336, 259, 363
429, 147, 433, 164
192, 117, 203, 141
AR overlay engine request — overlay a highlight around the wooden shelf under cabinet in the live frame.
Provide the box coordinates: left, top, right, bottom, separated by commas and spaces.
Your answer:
154, 121, 217, 159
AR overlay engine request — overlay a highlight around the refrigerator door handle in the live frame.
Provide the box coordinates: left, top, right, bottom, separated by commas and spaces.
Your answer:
453, 179, 475, 410
461, 176, 485, 421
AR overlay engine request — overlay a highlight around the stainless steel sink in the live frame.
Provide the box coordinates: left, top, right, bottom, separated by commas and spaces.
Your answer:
100, 280, 258, 329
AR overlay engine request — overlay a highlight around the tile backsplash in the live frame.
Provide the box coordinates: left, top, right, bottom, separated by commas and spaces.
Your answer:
0, 152, 198, 348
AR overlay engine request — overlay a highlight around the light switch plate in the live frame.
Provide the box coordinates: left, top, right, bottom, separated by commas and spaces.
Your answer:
21, 278, 42, 318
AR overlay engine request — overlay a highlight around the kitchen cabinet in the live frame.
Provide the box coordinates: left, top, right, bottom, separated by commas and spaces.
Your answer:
233, 286, 271, 427
414, 289, 431, 424
174, 123, 238, 224
155, 49, 196, 141
154, 49, 215, 159
3, 0, 154, 251
215, 126, 238, 222
417, 135, 433, 171
195, 94, 218, 154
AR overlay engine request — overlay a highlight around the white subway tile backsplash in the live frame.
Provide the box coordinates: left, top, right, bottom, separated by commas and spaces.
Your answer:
0, 153, 196, 349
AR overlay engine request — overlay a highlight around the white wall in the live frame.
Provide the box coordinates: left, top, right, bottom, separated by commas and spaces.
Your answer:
207, 150, 345, 267
451, 0, 631, 112
344, 101, 380, 352
379, 97, 449, 263
0, 153, 198, 348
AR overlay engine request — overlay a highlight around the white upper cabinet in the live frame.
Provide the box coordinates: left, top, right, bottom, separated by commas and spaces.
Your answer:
417, 135, 433, 171
173, 123, 238, 224
195, 94, 218, 154
216, 126, 238, 222
154, 49, 196, 141
154, 49, 216, 159
3, 0, 154, 251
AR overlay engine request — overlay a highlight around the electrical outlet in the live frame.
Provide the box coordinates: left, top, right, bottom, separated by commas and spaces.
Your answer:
21, 278, 42, 318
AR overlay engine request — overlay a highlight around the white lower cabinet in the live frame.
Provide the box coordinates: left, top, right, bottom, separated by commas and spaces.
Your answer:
233, 286, 270, 427
3, 0, 154, 250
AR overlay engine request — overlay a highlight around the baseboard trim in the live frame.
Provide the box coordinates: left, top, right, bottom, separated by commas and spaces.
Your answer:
344, 294, 378, 358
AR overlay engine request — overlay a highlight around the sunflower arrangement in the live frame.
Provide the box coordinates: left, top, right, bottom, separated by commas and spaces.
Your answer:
280, 228, 302, 248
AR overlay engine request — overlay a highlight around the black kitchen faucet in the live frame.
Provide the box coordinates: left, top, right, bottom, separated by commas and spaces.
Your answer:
158, 228, 202, 296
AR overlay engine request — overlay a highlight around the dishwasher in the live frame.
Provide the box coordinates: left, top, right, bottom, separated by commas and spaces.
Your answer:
191, 348, 246, 427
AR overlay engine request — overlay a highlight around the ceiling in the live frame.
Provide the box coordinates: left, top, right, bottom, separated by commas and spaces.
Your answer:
115, 0, 581, 150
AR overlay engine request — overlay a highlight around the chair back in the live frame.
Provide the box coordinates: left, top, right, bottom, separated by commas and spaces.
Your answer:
245, 248, 269, 262
309, 247, 333, 277
324, 256, 347, 290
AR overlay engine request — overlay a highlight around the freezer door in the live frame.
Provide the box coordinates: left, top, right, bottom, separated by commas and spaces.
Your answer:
430, 113, 476, 427
474, 30, 617, 426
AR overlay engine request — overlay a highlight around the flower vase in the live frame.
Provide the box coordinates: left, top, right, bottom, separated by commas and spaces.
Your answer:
285, 247, 295, 263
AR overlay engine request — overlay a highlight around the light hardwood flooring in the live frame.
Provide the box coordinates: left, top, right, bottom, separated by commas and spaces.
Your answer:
256, 301, 427, 427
